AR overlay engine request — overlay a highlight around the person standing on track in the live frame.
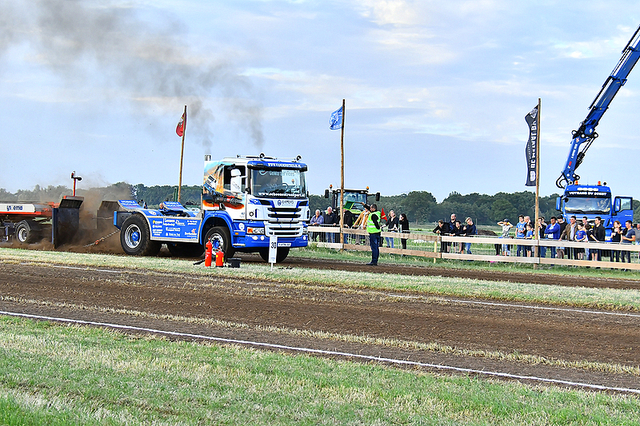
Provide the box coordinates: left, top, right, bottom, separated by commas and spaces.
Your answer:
366, 203, 382, 266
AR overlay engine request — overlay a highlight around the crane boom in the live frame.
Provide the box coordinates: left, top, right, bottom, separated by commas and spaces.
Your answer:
557, 25, 640, 188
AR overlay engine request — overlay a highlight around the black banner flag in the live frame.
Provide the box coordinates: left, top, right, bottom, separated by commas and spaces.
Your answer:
524, 105, 538, 186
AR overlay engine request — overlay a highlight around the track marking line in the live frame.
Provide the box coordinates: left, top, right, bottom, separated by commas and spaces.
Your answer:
1, 309, 638, 395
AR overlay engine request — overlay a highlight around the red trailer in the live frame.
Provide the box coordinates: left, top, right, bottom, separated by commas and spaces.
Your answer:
0, 196, 84, 247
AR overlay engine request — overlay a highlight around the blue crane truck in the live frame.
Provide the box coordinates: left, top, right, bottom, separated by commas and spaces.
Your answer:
555, 25, 640, 232
114, 154, 310, 262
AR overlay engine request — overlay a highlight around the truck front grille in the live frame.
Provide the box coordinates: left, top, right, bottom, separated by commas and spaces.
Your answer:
266, 206, 304, 237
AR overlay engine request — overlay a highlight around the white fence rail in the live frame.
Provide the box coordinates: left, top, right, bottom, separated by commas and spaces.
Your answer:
308, 226, 640, 270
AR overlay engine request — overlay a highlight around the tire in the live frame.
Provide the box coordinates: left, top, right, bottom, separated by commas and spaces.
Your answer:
167, 242, 204, 258
120, 215, 161, 256
15, 220, 39, 244
258, 247, 289, 263
204, 226, 235, 258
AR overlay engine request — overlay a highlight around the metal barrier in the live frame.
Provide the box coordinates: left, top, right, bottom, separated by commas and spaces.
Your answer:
308, 226, 640, 270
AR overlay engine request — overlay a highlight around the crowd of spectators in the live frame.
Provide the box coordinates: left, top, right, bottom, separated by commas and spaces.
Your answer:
431, 213, 478, 254
309, 206, 411, 248
429, 212, 639, 264
312, 206, 640, 265
495, 214, 638, 263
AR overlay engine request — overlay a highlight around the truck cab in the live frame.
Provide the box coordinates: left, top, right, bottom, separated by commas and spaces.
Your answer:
556, 183, 633, 235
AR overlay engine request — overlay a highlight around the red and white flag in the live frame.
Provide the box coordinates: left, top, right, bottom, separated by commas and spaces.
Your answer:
176, 110, 187, 137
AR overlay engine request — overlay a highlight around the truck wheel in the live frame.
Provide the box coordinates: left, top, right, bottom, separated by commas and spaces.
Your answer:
15, 221, 38, 244
167, 242, 204, 258
120, 215, 161, 256
204, 226, 235, 258
258, 247, 289, 263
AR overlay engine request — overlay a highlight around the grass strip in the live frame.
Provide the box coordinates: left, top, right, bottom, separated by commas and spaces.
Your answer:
1, 316, 640, 425
296, 245, 640, 279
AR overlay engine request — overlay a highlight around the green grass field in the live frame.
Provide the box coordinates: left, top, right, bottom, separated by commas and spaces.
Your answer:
1, 317, 640, 425
1, 247, 640, 424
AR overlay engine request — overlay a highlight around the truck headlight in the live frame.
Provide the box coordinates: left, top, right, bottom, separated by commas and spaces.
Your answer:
247, 227, 265, 235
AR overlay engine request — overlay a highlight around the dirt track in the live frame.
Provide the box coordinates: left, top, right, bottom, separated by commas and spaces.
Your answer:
1, 257, 640, 393
253, 255, 640, 290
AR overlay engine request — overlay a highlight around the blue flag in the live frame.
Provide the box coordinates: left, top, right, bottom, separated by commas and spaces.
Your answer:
329, 106, 343, 130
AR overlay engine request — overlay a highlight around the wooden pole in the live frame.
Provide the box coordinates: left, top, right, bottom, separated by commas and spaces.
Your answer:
178, 105, 187, 203
339, 99, 346, 248
534, 98, 541, 261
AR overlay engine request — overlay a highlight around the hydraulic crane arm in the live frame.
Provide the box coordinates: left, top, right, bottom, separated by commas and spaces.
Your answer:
557, 25, 640, 188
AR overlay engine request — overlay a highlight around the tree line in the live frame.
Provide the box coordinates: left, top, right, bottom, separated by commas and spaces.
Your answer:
2, 184, 638, 226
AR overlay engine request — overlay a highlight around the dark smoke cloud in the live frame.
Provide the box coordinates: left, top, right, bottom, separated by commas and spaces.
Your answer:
0, 0, 263, 150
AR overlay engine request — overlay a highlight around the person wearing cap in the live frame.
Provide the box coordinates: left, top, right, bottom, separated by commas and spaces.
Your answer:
366, 203, 382, 266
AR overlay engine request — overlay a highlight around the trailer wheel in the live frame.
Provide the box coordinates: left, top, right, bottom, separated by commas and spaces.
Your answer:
204, 226, 235, 258
15, 221, 38, 244
120, 215, 161, 256
167, 242, 204, 258
258, 247, 289, 263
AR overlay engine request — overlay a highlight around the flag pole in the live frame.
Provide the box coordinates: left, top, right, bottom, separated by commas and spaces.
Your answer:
534, 98, 541, 261
178, 105, 187, 203
339, 99, 346, 249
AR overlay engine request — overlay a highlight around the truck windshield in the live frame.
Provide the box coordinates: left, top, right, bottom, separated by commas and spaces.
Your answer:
564, 197, 611, 214
251, 169, 307, 198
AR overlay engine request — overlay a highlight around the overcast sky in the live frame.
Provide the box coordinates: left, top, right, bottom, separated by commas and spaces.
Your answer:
1, 0, 640, 202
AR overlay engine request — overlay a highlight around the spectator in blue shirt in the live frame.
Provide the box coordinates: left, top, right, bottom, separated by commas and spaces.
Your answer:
544, 216, 561, 258
524, 222, 534, 257
515, 215, 526, 257
462, 217, 477, 254
310, 209, 324, 242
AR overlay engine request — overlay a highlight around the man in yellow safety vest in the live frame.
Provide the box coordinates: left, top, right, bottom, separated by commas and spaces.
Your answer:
366, 203, 382, 266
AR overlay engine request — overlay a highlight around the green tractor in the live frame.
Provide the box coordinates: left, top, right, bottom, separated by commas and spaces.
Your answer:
324, 185, 380, 229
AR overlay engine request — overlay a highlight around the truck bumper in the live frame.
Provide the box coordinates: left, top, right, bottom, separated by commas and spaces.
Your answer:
234, 234, 308, 249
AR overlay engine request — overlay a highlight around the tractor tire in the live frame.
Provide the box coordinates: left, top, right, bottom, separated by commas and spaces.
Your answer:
258, 247, 290, 263
167, 242, 204, 258
204, 226, 235, 259
15, 220, 39, 244
120, 215, 161, 256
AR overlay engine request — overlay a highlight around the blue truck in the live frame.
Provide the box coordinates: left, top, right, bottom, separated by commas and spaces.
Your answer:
114, 154, 310, 262
556, 184, 632, 232
555, 25, 640, 232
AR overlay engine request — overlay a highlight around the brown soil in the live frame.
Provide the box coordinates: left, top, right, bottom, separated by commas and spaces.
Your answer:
1, 257, 639, 394
247, 255, 640, 290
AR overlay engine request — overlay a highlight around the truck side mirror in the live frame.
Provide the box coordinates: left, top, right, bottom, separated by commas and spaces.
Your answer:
555, 196, 561, 212
375, 192, 381, 201
324, 189, 329, 198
